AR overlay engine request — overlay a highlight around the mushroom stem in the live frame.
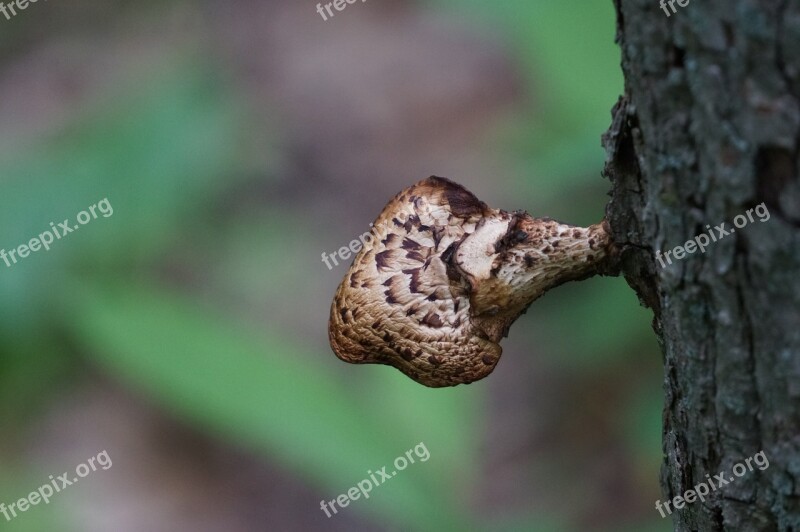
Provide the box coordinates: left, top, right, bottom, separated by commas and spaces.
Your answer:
450, 212, 615, 343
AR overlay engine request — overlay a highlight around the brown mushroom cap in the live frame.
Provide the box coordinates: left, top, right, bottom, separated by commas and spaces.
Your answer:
328, 176, 614, 387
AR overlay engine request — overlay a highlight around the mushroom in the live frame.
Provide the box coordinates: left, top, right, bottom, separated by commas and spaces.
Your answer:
328, 176, 617, 387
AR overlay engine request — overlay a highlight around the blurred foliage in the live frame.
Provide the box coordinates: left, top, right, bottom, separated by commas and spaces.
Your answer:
425, 0, 624, 204
0, 59, 244, 425
0, 55, 479, 530
0, 465, 62, 532
0, 2, 667, 531
70, 279, 475, 530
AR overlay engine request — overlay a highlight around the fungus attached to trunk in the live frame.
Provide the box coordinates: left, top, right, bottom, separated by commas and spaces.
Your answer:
328, 176, 617, 387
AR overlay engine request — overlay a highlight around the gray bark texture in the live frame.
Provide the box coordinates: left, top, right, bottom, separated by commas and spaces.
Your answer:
603, 0, 800, 530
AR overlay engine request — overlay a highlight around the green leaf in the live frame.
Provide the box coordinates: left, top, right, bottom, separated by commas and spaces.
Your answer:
0, 59, 248, 336
0, 465, 67, 532
66, 278, 472, 529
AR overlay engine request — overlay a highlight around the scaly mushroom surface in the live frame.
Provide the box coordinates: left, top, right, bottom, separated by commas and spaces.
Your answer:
329, 176, 616, 387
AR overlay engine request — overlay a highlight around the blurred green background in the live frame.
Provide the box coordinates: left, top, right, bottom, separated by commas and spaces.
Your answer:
0, 1, 666, 531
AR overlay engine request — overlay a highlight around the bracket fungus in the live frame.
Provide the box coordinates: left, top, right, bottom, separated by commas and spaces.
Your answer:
329, 176, 618, 387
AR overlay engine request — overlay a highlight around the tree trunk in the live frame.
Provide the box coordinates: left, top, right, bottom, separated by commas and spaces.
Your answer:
603, 0, 800, 530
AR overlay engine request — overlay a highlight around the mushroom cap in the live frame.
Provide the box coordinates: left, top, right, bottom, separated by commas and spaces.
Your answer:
328, 176, 614, 387
328, 176, 503, 387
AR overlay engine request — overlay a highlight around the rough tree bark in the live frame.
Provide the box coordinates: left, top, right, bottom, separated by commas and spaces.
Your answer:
603, 0, 800, 530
